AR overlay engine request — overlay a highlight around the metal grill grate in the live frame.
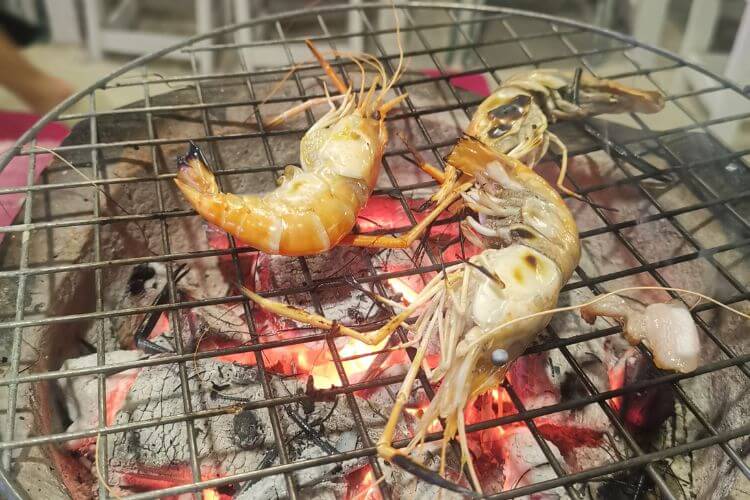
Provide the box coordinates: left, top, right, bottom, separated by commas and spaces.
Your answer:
1, 2, 749, 499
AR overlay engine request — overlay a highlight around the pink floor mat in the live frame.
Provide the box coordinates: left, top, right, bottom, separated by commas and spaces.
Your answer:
0, 111, 69, 244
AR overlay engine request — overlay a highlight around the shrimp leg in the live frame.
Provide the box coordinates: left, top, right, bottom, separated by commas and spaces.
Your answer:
396, 131, 447, 184
341, 177, 473, 249
376, 282, 481, 497
240, 273, 444, 345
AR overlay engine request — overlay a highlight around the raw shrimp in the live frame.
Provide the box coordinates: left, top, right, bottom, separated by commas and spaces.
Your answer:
174, 39, 406, 256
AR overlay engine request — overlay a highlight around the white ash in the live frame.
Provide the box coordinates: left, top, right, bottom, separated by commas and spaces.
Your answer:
57, 350, 145, 453
253, 247, 388, 327
501, 426, 567, 500
52, 351, 414, 494
106, 359, 361, 481
235, 431, 359, 500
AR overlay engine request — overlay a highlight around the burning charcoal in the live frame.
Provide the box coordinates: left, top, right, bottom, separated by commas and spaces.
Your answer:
128, 263, 158, 295
251, 247, 385, 326
596, 460, 686, 500
509, 353, 560, 410
236, 432, 358, 500
375, 451, 466, 500
107, 358, 275, 489
235, 475, 292, 500
230, 363, 259, 385
233, 409, 264, 450
614, 350, 675, 433
97, 262, 171, 351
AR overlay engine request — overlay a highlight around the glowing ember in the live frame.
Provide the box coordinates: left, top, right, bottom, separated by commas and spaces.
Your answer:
310, 336, 389, 388
345, 465, 382, 500
113, 193, 615, 498
202, 488, 220, 500
405, 405, 441, 434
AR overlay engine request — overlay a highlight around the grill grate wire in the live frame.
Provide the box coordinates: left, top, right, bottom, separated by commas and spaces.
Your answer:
0, 3, 749, 499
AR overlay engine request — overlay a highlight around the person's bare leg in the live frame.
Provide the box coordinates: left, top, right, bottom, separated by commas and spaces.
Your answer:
0, 30, 74, 114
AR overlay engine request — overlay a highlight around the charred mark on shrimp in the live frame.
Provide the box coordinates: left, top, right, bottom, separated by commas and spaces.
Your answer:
488, 93, 531, 123
524, 253, 538, 269
511, 228, 534, 240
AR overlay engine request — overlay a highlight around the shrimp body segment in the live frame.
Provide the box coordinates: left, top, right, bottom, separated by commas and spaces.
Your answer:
175, 100, 387, 256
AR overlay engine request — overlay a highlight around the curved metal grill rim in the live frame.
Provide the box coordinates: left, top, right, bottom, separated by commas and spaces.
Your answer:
0, 2, 748, 500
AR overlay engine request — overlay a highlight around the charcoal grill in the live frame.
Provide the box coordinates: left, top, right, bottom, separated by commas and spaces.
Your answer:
1, 2, 749, 499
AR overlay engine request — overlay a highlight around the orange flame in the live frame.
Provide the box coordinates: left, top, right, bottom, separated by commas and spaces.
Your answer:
202, 488, 220, 500
308, 336, 388, 389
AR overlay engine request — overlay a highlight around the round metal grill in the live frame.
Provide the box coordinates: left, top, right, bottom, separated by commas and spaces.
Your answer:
1, 2, 749, 499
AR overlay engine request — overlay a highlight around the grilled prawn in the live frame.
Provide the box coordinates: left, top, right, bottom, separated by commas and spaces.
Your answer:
174, 43, 405, 256
471, 69, 664, 164
469, 69, 663, 195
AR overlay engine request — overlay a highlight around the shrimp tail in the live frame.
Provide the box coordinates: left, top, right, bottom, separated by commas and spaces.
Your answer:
175, 142, 219, 195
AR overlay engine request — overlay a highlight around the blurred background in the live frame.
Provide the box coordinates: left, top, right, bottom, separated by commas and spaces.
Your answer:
0, 0, 747, 139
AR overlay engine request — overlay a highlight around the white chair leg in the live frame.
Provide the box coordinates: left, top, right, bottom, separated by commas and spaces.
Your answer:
43, 0, 82, 43
347, 0, 364, 54
630, 0, 669, 66
680, 0, 722, 55
195, 0, 215, 74
233, 0, 254, 71
82, 0, 102, 60
725, 0, 750, 85
712, 0, 750, 146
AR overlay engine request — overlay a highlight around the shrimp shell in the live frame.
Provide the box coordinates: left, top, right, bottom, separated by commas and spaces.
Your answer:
175, 102, 387, 255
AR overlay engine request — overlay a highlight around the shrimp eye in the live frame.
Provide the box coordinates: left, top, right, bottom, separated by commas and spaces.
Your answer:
491, 348, 509, 366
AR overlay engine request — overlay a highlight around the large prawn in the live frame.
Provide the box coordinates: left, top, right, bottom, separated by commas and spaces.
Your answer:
174, 38, 407, 256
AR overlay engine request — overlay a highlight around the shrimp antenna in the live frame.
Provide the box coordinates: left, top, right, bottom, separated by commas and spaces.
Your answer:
260, 64, 299, 106
381, 2, 405, 100
350, 54, 367, 112
305, 39, 348, 95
